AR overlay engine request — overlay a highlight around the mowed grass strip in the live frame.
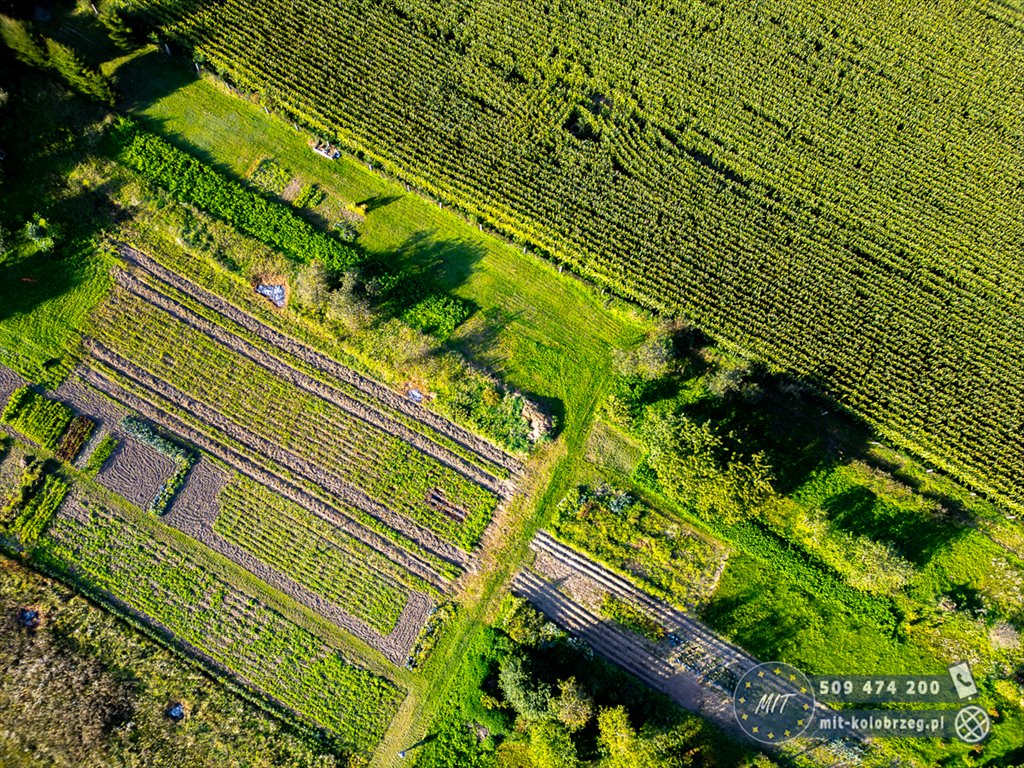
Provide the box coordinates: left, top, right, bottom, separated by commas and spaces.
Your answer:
88, 287, 498, 549
41, 496, 403, 752
215, 475, 433, 635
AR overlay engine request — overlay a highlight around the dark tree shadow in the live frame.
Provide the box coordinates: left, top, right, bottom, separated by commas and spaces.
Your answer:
357, 194, 401, 213
823, 485, 968, 565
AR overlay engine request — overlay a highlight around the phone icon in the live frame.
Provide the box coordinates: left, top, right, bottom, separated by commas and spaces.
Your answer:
949, 661, 978, 700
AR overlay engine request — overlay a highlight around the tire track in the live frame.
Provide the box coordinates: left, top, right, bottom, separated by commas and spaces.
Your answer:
116, 244, 524, 476
79, 365, 452, 591
87, 340, 470, 569
116, 269, 512, 499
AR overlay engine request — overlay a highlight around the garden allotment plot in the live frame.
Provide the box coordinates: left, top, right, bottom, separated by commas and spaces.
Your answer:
68, 245, 517, 672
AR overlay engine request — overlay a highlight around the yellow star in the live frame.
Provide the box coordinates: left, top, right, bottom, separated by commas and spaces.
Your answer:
752, 727, 759, 734
738, 697, 746, 704
745, 682, 752, 688
784, 730, 791, 737
767, 732, 775, 740
789, 674, 797, 681
774, 668, 781, 675
803, 703, 810, 710
758, 671, 765, 678
797, 719, 804, 726
741, 714, 749, 720
800, 686, 807, 693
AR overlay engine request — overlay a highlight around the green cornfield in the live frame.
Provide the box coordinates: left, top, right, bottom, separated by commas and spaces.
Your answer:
111, 0, 1024, 509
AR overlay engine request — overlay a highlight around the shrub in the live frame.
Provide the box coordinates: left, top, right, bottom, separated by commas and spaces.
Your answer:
401, 293, 472, 340
83, 434, 118, 475
1, 386, 73, 450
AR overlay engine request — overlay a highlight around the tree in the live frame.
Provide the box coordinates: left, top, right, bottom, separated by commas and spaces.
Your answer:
642, 407, 777, 524
502, 596, 546, 647
528, 720, 579, 768
42, 38, 115, 104
548, 676, 593, 732
497, 653, 551, 720
293, 259, 330, 310
0, 15, 47, 68
325, 269, 371, 332
597, 706, 675, 768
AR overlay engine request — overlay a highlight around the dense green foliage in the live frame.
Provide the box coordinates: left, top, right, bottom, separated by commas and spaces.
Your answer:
552, 484, 723, 609
113, 122, 359, 272
215, 475, 424, 634
83, 433, 118, 474
0, 553, 346, 767
0, 455, 68, 547
401, 293, 472, 340
10, 472, 69, 546
117, 0, 1024, 511
41, 497, 403, 752
2, 386, 72, 449
0, 15, 114, 103
599, 594, 664, 643
415, 599, 756, 768
92, 288, 498, 547
122, 415, 197, 514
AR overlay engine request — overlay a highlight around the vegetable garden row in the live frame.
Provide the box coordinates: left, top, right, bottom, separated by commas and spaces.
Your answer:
215, 475, 428, 636
40, 495, 402, 751
88, 285, 499, 550
114, 0, 1024, 509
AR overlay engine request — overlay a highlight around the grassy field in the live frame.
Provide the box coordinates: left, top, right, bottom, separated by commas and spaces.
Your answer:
109, 47, 647, 441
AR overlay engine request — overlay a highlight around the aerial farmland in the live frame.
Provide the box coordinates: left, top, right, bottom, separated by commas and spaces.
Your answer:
0, 1, 1022, 766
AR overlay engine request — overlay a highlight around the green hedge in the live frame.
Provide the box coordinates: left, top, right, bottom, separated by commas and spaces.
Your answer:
112, 120, 359, 272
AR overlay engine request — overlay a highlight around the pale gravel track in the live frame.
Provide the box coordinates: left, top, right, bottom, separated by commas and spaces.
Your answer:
165, 459, 432, 664
117, 244, 524, 476
116, 269, 510, 498
79, 365, 451, 591
87, 339, 470, 570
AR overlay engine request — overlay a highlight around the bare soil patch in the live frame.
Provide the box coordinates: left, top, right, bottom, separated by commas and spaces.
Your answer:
97, 436, 177, 510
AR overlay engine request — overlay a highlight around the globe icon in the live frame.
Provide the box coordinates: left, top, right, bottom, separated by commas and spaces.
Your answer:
954, 705, 990, 744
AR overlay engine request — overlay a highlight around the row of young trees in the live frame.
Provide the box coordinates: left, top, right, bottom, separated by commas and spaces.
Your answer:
0, 16, 114, 104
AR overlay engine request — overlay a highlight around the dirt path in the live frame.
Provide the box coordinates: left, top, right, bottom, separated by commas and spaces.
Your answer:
79, 366, 452, 591
117, 244, 524, 476
116, 269, 511, 499
165, 459, 432, 664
